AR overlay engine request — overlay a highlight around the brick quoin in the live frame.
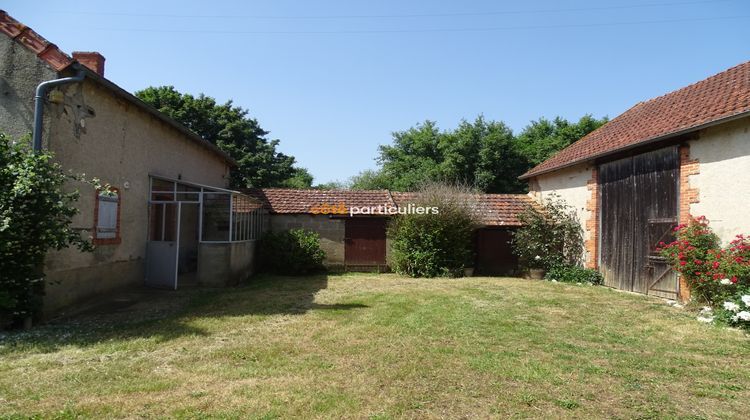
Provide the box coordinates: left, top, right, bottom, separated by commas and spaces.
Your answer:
585, 167, 599, 270
678, 144, 700, 301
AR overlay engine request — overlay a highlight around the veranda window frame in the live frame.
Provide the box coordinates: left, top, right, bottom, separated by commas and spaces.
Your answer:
148, 175, 264, 244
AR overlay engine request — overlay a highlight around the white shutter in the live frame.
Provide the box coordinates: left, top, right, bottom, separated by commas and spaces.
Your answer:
97, 193, 119, 239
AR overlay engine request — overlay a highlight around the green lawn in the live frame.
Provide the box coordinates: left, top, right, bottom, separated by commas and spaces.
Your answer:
1, 274, 749, 419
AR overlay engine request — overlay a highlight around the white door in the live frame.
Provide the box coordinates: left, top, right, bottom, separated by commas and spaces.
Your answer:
145, 202, 181, 289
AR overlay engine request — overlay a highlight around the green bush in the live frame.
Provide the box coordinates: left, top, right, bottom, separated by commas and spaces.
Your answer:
388, 183, 478, 278
259, 228, 326, 275
512, 193, 584, 271
545, 264, 603, 285
0, 133, 95, 326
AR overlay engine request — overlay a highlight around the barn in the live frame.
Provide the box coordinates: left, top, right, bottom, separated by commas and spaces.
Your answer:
521, 60, 750, 301
246, 188, 531, 274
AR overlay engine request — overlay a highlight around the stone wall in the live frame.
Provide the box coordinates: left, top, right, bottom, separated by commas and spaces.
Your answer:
269, 214, 346, 265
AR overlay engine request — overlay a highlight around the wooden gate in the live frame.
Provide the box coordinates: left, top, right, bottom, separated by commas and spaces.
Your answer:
345, 217, 387, 267
474, 228, 518, 276
599, 146, 679, 299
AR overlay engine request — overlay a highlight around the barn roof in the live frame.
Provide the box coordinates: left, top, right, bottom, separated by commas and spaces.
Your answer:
521, 60, 750, 179
246, 188, 532, 227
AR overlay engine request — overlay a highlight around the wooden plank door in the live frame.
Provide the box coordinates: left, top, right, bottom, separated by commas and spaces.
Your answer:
600, 157, 637, 291
474, 228, 518, 276
632, 147, 679, 298
345, 218, 387, 265
599, 146, 679, 298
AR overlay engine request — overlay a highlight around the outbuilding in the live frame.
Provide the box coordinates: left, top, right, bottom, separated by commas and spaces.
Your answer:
247, 188, 531, 275
0, 11, 263, 315
522, 60, 750, 300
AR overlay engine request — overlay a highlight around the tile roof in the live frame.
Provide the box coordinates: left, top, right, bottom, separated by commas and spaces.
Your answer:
391, 192, 533, 227
0, 10, 74, 71
521, 60, 750, 179
246, 188, 533, 227
244, 188, 395, 214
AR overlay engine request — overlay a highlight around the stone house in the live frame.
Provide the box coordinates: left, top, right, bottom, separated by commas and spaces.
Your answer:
521, 60, 750, 300
0, 11, 262, 315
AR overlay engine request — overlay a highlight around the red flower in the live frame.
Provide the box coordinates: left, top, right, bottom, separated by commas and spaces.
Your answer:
731, 276, 738, 283
680, 261, 687, 266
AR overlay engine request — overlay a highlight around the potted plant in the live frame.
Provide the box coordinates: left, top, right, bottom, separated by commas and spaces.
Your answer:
527, 255, 545, 280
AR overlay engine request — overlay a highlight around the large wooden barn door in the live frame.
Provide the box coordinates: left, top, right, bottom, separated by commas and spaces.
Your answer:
599, 147, 679, 298
345, 218, 387, 267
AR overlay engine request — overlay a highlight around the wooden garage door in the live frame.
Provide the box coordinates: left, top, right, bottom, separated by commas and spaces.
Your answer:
475, 228, 518, 276
599, 146, 679, 298
345, 218, 387, 266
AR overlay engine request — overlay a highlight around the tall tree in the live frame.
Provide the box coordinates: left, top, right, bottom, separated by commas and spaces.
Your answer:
280, 167, 314, 189
355, 114, 607, 193
136, 86, 309, 188
515, 115, 607, 167
353, 116, 527, 193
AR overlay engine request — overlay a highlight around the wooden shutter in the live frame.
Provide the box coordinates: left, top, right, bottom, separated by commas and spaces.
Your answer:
96, 193, 119, 239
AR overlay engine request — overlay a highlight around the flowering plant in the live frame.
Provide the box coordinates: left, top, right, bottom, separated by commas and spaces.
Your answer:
658, 216, 750, 304
714, 287, 750, 331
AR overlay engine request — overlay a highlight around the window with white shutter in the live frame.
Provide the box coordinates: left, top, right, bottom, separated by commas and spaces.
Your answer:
94, 189, 121, 244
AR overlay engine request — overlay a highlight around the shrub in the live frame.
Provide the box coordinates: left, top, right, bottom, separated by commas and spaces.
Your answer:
658, 216, 749, 304
388, 182, 479, 278
545, 264, 603, 285
259, 228, 326, 275
512, 194, 583, 271
0, 133, 95, 326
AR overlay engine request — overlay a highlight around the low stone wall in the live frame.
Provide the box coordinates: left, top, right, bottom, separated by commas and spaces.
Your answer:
269, 214, 346, 265
197, 241, 257, 286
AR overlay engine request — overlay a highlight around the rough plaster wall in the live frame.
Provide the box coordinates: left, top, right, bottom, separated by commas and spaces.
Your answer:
689, 117, 750, 244
269, 214, 346, 264
0, 35, 233, 313
40, 79, 230, 311
530, 163, 594, 263
0, 35, 56, 141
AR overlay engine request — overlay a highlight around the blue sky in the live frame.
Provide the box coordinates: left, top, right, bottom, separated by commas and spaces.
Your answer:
3, 0, 749, 184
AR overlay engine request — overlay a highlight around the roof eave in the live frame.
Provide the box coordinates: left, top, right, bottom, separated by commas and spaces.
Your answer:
518, 109, 750, 180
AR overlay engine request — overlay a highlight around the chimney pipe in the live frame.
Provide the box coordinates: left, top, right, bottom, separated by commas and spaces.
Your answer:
72, 51, 105, 77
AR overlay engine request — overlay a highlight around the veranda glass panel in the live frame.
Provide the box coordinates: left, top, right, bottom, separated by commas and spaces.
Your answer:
201, 193, 231, 241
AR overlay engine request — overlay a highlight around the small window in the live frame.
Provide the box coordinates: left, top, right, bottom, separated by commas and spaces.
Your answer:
94, 189, 121, 244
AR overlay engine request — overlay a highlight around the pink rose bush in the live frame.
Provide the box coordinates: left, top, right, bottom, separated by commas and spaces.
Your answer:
657, 216, 750, 330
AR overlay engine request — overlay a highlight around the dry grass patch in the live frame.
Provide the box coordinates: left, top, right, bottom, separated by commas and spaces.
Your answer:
1, 273, 749, 418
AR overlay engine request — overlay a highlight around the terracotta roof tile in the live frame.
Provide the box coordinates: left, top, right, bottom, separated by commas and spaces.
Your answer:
0, 10, 73, 71
391, 192, 533, 227
244, 188, 395, 214
522, 60, 750, 178
246, 189, 532, 227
